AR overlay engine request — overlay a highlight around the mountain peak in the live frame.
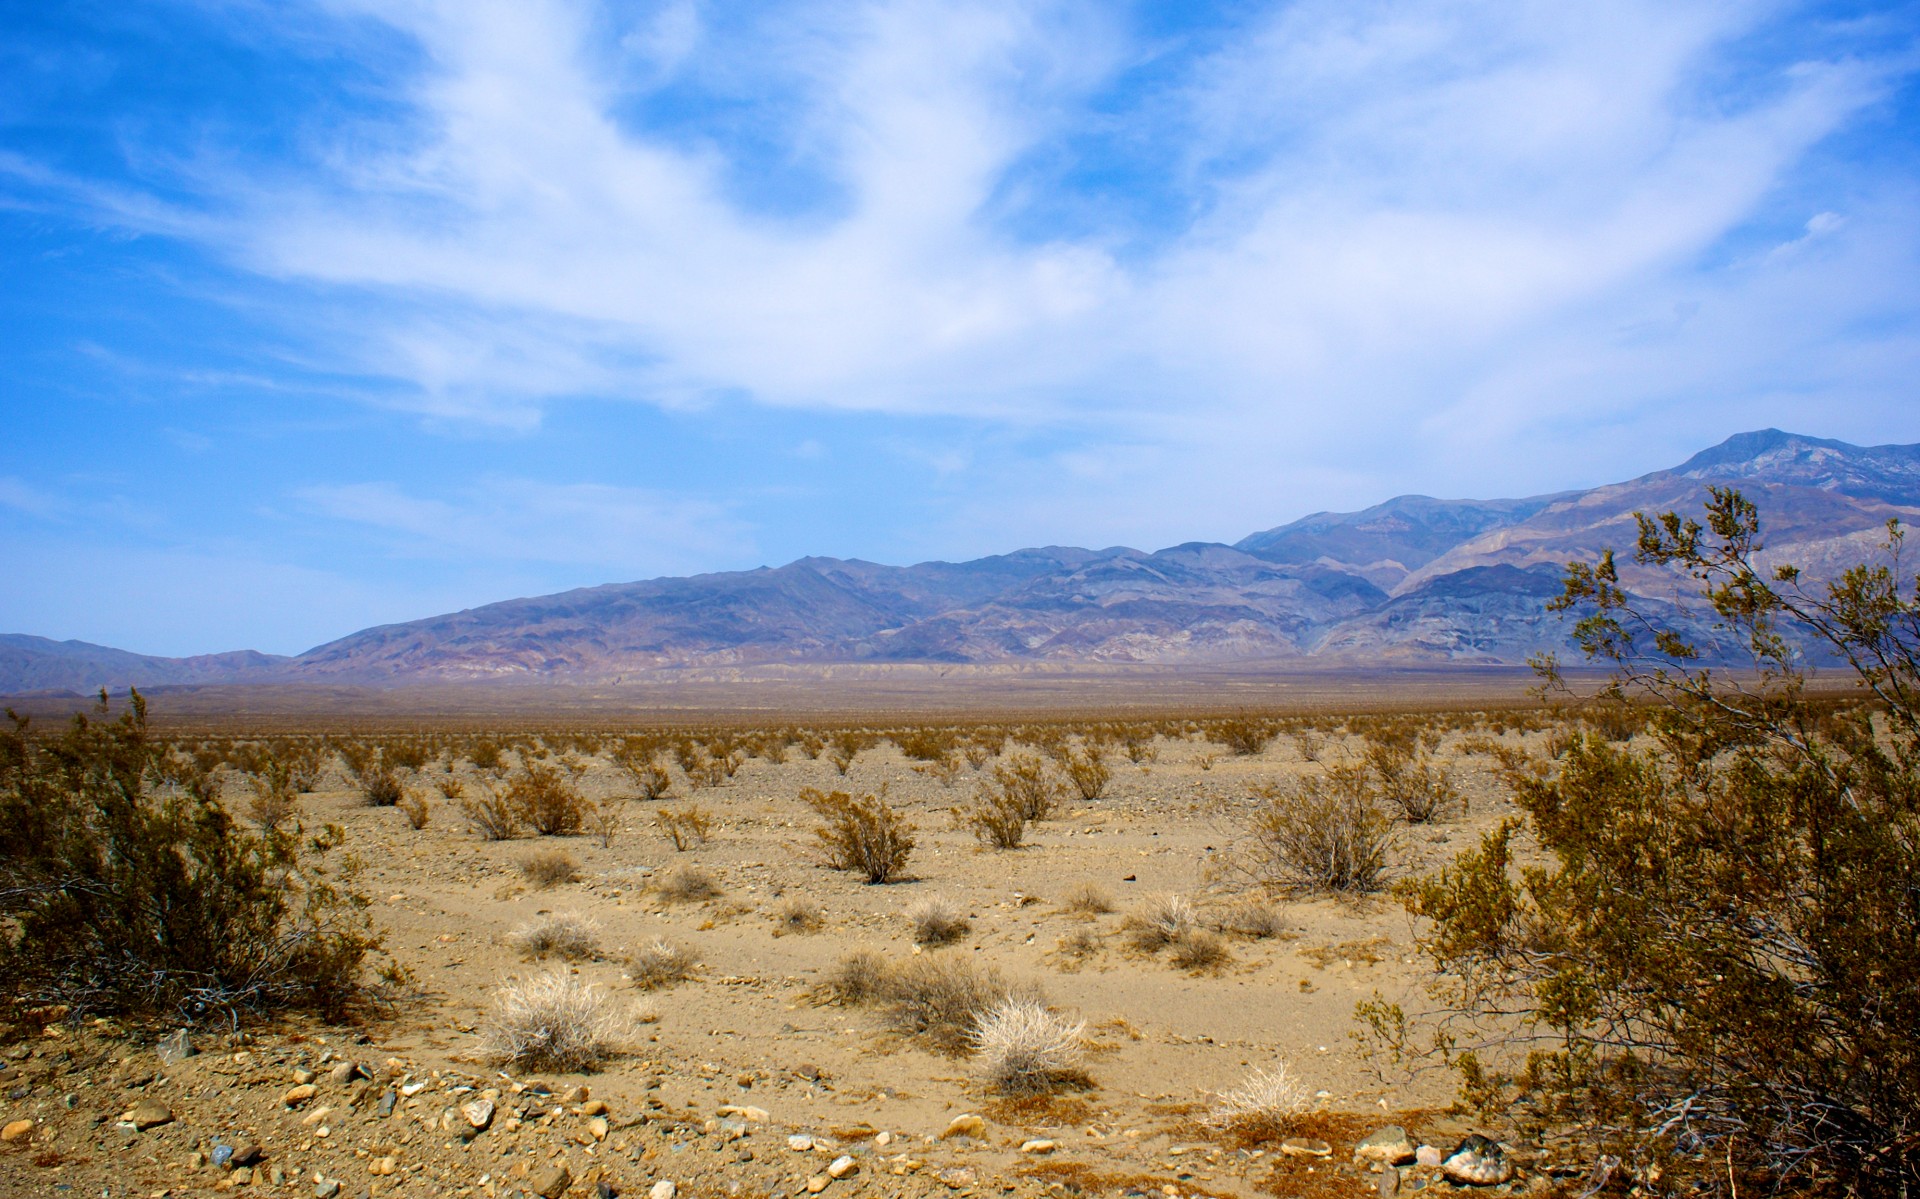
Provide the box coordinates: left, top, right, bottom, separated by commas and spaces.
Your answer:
1665, 430, 1920, 500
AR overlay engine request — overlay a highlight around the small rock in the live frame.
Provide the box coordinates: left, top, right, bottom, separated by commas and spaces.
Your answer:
827, 1155, 858, 1179
128, 1099, 174, 1130
1281, 1137, 1333, 1158
588, 1116, 610, 1141
328, 1061, 359, 1085
649, 1182, 676, 1199
283, 1083, 318, 1108
188, 1150, 208, 1169
315, 1181, 341, 1199
1416, 1145, 1444, 1169
598, 1183, 619, 1199
1379, 1167, 1402, 1198
464, 1098, 496, 1131
1, 1120, 32, 1143
804, 1176, 830, 1194
231, 1167, 254, 1186
937, 1167, 978, 1190
579, 1099, 611, 1116
210, 1143, 235, 1169
268, 1165, 287, 1186
369, 1157, 397, 1176
532, 1162, 574, 1198
1442, 1136, 1515, 1186
292, 1068, 317, 1085
1355, 1127, 1418, 1167
940, 1114, 987, 1140
875, 1131, 892, 1147
1020, 1139, 1057, 1154
788, 1134, 815, 1152
377, 1090, 397, 1118
717, 1104, 769, 1122
563, 1086, 590, 1104
231, 1143, 263, 1167
155, 1030, 196, 1064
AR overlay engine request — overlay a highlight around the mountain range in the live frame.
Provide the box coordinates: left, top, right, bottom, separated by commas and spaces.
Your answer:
7, 429, 1917, 695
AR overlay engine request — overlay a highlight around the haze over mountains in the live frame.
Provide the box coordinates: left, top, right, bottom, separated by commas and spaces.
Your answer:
8, 430, 1918, 695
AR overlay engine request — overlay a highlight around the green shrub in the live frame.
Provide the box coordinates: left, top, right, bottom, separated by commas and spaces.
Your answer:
0, 693, 384, 1022
1407, 490, 1920, 1197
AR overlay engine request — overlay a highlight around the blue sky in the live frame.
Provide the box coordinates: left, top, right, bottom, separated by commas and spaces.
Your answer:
3, 0, 1918, 657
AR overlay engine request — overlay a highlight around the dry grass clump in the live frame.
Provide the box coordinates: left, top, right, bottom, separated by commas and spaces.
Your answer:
906, 895, 971, 946
1123, 893, 1197, 952
629, 938, 698, 990
959, 786, 1029, 849
1060, 881, 1115, 916
1211, 901, 1288, 940
775, 897, 825, 935
971, 997, 1090, 1095
398, 791, 432, 829
653, 863, 721, 903
461, 789, 523, 841
991, 754, 1063, 821
520, 849, 581, 889
825, 951, 1032, 1054
507, 912, 600, 961
801, 787, 915, 884
1169, 928, 1232, 971
823, 949, 895, 1005
481, 969, 627, 1073
1205, 1062, 1311, 1142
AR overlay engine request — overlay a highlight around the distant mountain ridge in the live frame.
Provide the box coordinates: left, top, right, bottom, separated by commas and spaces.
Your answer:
8, 430, 1917, 692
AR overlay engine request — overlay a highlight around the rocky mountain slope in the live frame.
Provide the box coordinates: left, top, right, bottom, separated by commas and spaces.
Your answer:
7, 430, 1915, 691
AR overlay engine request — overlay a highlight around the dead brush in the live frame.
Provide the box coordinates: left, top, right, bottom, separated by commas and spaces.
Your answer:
971, 997, 1090, 1095
801, 786, 915, 884
520, 849, 580, 889
654, 804, 713, 851
1169, 928, 1232, 972
1211, 901, 1288, 940
885, 956, 1031, 1054
461, 789, 523, 841
481, 968, 628, 1073
628, 938, 698, 990
1205, 1061, 1311, 1142
906, 895, 971, 946
507, 912, 600, 961
958, 786, 1028, 849
1123, 893, 1198, 952
1059, 881, 1115, 916
774, 897, 825, 936
1235, 770, 1395, 895
398, 791, 432, 830
822, 949, 895, 1005
652, 863, 721, 903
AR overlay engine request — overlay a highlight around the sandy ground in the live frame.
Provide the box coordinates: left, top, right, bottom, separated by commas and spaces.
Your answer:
0, 725, 1551, 1199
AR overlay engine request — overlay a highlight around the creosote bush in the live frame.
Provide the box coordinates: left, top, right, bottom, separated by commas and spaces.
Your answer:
398, 791, 432, 830
971, 997, 1089, 1095
958, 786, 1028, 849
774, 898, 824, 936
361, 764, 404, 808
461, 788, 523, 841
801, 786, 915, 884
654, 804, 713, 851
1060, 881, 1115, 916
481, 969, 627, 1073
1235, 768, 1394, 895
1406, 490, 1920, 1198
507, 912, 600, 961
0, 693, 385, 1022
505, 763, 586, 836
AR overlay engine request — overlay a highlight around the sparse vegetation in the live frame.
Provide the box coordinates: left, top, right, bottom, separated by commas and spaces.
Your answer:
774, 897, 824, 935
654, 803, 713, 851
507, 912, 600, 961
971, 997, 1089, 1095
1206, 1062, 1310, 1141
801, 786, 915, 883
1060, 881, 1115, 915
505, 763, 586, 836
461, 787, 524, 841
481, 969, 627, 1072
1234, 768, 1395, 894
907, 895, 971, 946
520, 848, 580, 888
628, 938, 697, 990
653, 862, 721, 903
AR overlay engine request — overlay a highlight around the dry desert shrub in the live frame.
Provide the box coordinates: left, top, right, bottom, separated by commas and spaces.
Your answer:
1363, 737, 1462, 824
628, 938, 697, 990
653, 863, 721, 903
885, 956, 1027, 1053
1123, 892, 1197, 952
508, 912, 600, 961
520, 849, 580, 889
361, 764, 404, 808
506, 764, 586, 836
971, 997, 1089, 1095
906, 895, 971, 946
801, 786, 915, 884
1206, 1062, 1311, 1142
991, 753, 1063, 821
1207, 715, 1279, 757
958, 786, 1028, 849
774, 897, 824, 935
1060, 881, 1115, 916
1061, 746, 1111, 800
1211, 901, 1287, 940
1236, 769, 1395, 895
461, 789, 524, 841
481, 969, 627, 1073
823, 949, 895, 1005
654, 804, 713, 851
246, 774, 300, 833
613, 738, 674, 800
398, 791, 432, 829
1169, 928, 1232, 972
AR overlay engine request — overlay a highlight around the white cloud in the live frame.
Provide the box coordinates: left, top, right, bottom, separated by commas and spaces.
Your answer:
295, 477, 753, 577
